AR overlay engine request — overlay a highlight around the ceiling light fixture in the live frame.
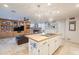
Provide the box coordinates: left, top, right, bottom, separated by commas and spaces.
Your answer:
48, 3, 51, 6
11, 10, 16, 13
3, 4, 8, 7
38, 14, 41, 18
57, 11, 60, 14
76, 4, 79, 7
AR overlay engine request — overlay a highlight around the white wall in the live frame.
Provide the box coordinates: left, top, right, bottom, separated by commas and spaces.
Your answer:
56, 17, 79, 43
52, 17, 79, 44
56, 20, 66, 39
65, 17, 79, 43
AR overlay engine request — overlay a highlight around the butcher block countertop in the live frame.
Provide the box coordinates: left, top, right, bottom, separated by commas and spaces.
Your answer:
25, 33, 59, 42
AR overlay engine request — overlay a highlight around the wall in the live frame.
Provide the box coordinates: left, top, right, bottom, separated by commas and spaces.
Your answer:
56, 20, 66, 39
50, 17, 79, 44
65, 17, 79, 43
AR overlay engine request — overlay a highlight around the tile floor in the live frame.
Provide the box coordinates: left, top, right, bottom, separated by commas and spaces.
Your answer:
0, 37, 28, 55
54, 40, 79, 55
0, 38, 79, 55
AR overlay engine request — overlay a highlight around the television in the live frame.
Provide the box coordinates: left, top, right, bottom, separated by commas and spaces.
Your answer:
19, 26, 24, 31
14, 26, 24, 32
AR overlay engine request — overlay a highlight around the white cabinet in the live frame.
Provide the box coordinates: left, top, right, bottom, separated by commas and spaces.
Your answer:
54, 36, 62, 49
48, 36, 62, 55
29, 39, 48, 55
28, 36, 62, 55
38, 40, 48, 55
29, 39, 38, 55
48, 38, 56, 55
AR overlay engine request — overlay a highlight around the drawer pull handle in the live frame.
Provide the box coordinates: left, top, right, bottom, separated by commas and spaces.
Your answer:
43, 42, 47, 45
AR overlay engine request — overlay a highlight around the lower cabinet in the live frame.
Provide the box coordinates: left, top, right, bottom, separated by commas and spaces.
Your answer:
29, 39, 48, 55
48, 38, 56, 55
38, 40, 48, 55
55, 36, 62, 49
28, 39, 38, 55
28, 36, 62, 55
0, 32, 13, 38
48, 36, 62, 55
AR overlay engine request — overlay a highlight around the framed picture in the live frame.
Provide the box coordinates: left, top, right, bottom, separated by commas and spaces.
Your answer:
69, 21, 76, 31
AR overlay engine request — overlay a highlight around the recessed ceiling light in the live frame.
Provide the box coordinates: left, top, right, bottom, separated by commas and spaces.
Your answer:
48, 3, 51, 6
38, 14, 41, 18
76, 4, 79, 7
57, 11, 60, 14
3, 4, 8, 7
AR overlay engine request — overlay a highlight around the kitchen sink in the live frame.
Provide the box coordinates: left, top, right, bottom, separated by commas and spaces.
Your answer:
41, 33, 56, 37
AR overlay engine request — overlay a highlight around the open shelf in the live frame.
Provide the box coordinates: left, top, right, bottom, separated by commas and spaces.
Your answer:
0, 18, 30, 38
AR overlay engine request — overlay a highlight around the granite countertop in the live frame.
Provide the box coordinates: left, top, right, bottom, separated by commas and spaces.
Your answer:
25, 33, 59, 42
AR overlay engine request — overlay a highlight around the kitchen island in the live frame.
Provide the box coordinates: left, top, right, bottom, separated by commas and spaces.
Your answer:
25, 33, 62, 55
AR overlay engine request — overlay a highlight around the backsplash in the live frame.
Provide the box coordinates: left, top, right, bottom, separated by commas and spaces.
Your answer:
30, 21, 58, 34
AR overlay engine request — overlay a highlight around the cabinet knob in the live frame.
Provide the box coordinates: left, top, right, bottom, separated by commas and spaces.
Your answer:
55, 40, 57, 42
38, 49, 40, 52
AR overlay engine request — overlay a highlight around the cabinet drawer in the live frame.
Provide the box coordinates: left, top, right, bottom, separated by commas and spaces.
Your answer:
39, 40, 48, 47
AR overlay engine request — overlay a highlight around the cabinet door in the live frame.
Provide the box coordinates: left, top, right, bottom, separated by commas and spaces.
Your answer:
48, 38, 56, 55
49, 36, 62, 55
38, 40, 48, 55
29, 39, 38, 55
55, 36, 62, 49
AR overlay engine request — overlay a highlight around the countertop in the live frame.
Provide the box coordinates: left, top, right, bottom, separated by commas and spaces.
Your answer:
25, 33, 59, 42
